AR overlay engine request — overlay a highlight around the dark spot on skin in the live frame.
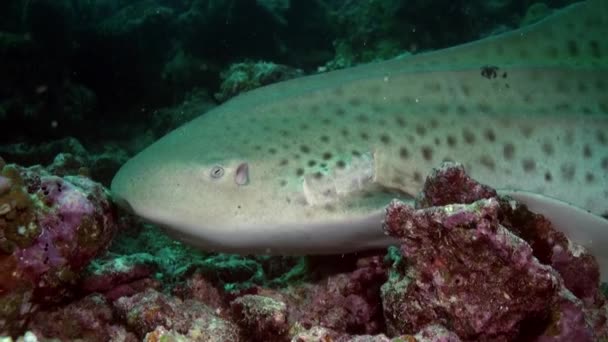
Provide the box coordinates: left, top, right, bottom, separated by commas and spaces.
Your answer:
322, 152, 332, 160
544, 172, 552, 182
310, 104, 320, 114
430, 119, 439, 128
462, 129, 476, 144
578, 82, 588, 93
585, 172, 595, 183
313, 172, 323, 179
546, 46, 558, 58
341, 128, 349, 137
324, 204, 336, 212
461, 85, 471, 97
308, 160, 317, 167
268, 148, 277, 154
484, 129, 496, 142
322, 118, 332, 125
399, 147, 410, 159
300, 145, 311, 153
280, 180, 287, 187
597, 131, 607, 145
564, 130, 575, 146
503, 143, 515, 160
335, 108, 346, 116
560, 163, 576, 181
413, 171, 423, 183
333, 87, 344, 97
523, 93, 533, 103
477, 103, 492, 114
567, 40, 579, 57
352, 150, 361, 157
356, 114, 369, 123
336, 160, 346, 169
522, 159, 536, 172
279, 159, 289, 166
395, 116, 407, 127
421, 146, 433, 161
583, 145, 592, 158
415, 124, 427, 136
436, 104, 449, 115
502, 72, 507, 78
254, 145, 262, 151
456, 105, 467, 116
479, 155, 495, 170
520, 125, 534, 138
434, 138, 441, 146
321, 135, 330, 143
424, 82, 441, 92
446, 135, 457, 147
481, 65, 499, 79
602, 157, 608, 171
300, 124, 309, 130
380, 134, 391, 144
294, 154, 301, 159
589, 40, 601, 58
296, 168, 304, 176
360, 132, 369, 140
349, 98, 362, 107
542, 142, 554, 156
280, 130, 289, 137
554, 103, 571, 112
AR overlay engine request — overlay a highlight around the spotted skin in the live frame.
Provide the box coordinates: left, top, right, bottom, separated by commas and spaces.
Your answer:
112, 0, 608, 255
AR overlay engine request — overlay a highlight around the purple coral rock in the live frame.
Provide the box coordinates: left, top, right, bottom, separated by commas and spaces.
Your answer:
27, 294, 137, 342
0, 164, 117, 336
113, 288, 240, 340
383, 199, 560, 340
417, 162, 496, 208
230, 294, 289, 341
382, 163, 608, 341
295, 254, 388, 335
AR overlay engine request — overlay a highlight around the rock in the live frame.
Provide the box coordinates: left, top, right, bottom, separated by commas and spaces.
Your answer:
0, 163, 117, 336
381, 162, 607, 341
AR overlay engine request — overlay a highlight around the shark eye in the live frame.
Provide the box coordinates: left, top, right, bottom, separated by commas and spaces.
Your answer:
210, 165, 224, 178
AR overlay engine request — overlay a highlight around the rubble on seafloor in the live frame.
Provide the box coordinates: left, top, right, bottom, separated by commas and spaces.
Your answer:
0, 160, 606, 341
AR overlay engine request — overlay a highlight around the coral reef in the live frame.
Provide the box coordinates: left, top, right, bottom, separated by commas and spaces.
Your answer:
0, 163, 117, 336
215, 61, 303, 102
2, 161, 606, 341
382, 162, 607, 341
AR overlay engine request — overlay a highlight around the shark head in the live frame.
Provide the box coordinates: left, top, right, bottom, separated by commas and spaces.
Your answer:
111, 105, 405, 254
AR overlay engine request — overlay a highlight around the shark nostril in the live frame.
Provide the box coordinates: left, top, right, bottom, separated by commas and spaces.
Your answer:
235, 163, 249, 186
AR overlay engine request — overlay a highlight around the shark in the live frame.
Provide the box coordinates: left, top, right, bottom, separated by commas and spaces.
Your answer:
112, 0, 608, 277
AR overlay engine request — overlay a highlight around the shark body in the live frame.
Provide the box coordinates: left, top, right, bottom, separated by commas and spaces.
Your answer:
112, 0, 608, 273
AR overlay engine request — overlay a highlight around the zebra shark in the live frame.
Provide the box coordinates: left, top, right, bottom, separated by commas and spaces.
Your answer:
112, 0, 608, 277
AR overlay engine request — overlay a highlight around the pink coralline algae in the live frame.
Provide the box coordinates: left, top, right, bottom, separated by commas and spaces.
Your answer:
0, 163, 117, 336
381, 162, 607, 341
